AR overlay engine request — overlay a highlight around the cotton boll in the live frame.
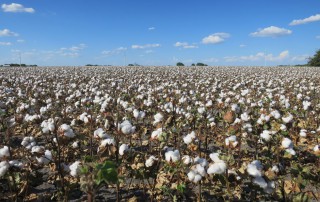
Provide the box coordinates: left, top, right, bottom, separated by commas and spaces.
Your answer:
94, 128, 109, 139
299, 129, 307, 137
271, 165, 279, 173
36, 150, 52, 165
153, 113, 163, 124
225, 135, 238, 147
182, 155, 193, 164
69, 161, 81, 177
0, 146, 10, 159
58, 124, 75, 138
187, 170, 196, 182
282, 113, 293, 123
193, 174, 202, 183
183, 131, 196, 145
119, 144, 129, 156
196, 164, 207, 177
253, 176, 268, 189
270, 110, 281, 119
247, 160, 263, 177
31, 145, 45, 154
151, 128, 163, 140
207, 161, 227, 175
240, 112, 250, 122
9, 160, 23, 168
0, 161, 10, 177
145, 156, 158, 167
260, 130, 271, 142
280, 124, 287, 131
72, 141, 79, 148
119, 120, 135, 135
285, 148, 296, 156
194, 157, 208, 167
281, 138, 293, 149
165, 149, 180, 163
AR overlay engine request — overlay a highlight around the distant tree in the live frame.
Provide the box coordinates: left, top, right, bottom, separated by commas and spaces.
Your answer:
128, 64, 135, 66
176, 62, 185, 66
196, 62, 208, 66
307, 49, 320, 66
191, 63, 195, 66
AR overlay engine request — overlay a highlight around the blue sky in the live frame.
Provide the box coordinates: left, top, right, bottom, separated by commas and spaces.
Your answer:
0, 0, 320, 66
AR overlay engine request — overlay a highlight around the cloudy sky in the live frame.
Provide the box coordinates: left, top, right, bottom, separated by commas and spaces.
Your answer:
0, 0, 320, 66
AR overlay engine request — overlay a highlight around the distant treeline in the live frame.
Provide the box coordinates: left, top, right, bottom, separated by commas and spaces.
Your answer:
1, 64, 37, 67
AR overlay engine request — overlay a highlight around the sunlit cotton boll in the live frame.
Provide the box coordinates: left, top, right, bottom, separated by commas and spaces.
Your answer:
183, 131, 196, 145
119, 120, 136, 135
21, 136, 37, 150
281, 138, 293, 149
282, 113, 293, 123
58, 124, 75, 138
247, 160, 263, 177
151, 128, 163, 140
119, 144, 129, 156
225, 135, 238, 147
197, 107, 206, 114
153, 113, 163, 124
0, 161, 10, 177
207, 161, 227, 175
182, 155, 193, 165
260, 130, 272, 142
240, 112, 250, 122
69, 161, 81, 177
187, 170, 202, 183
165, 149, 180, 163
133, 109, 146, 119
0, 146, 10, 159
72, 141, 79, 148
145, 156, 158, 167
270, 110, 281, 119
94, 128, 109, 139
36, 150, 52, 164
9, 160, 23, 168
299, 129, 307, 137
302, 100, 311, 110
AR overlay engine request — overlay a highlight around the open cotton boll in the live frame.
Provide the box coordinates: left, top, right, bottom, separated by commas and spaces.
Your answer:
0, 146, 10, 159
183, 131, 196, 145
119, 120, 135, 135
302, 100, 311, 110
225, 135, 238, 147
282, 113, 293, 123
187, 170, 196, 182
31, 145, 45, 154
280, 124, 287, 131
207, 161, 227, 175
270, 110, 281, 119
165, 149, 180, 163
21, 136, 37, 150
72, 141, 79, 148
69, 161, 81, 177
197, 107, 206, 114
153, 113, 163, 124
119, 144, 129, 156
9, 160, 23, 168
240, 112, 250, 122
196, 164, 207, 177
271, 165, 279, 173
194, 156, 208, 167
314, 145, 319, 152
151, 128, 163, 140
58, 124, 75, 138
247, 160, 263, 177
299, 129, 307, 137
145, 156, 158, 167
285, 148, 296, 155
281, 138, 293, 149
253, 176, 268, 189
94, 128, 109, 139
0, 161, 10, 177
182, 155, 193, 164
36, 150, 52, 164
260, 130, 271, 142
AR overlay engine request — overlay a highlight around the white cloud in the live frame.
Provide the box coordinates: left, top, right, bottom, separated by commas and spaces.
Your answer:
145, 50, 153, 54
202, 33, 230, 44
148, 27, 155, 31
240, 44, 247, 48
250, 26, 292, 37
0, 29, 18, 37
289, 14, 320, 26
131, 43, 160, 49
291, 54, 309, 62
225, 50, 290, 62
69, 43, 86, 51
102, 47, 127, 56
0, 42, 11, 46
17, 39, 25, 43
316, 36, 320, 39
174, 42, 198, 49
2, 3, 35, 13
203, 58, 219, 63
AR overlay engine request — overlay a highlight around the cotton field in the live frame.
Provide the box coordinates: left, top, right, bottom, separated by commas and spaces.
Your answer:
0, 66, 319, 201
